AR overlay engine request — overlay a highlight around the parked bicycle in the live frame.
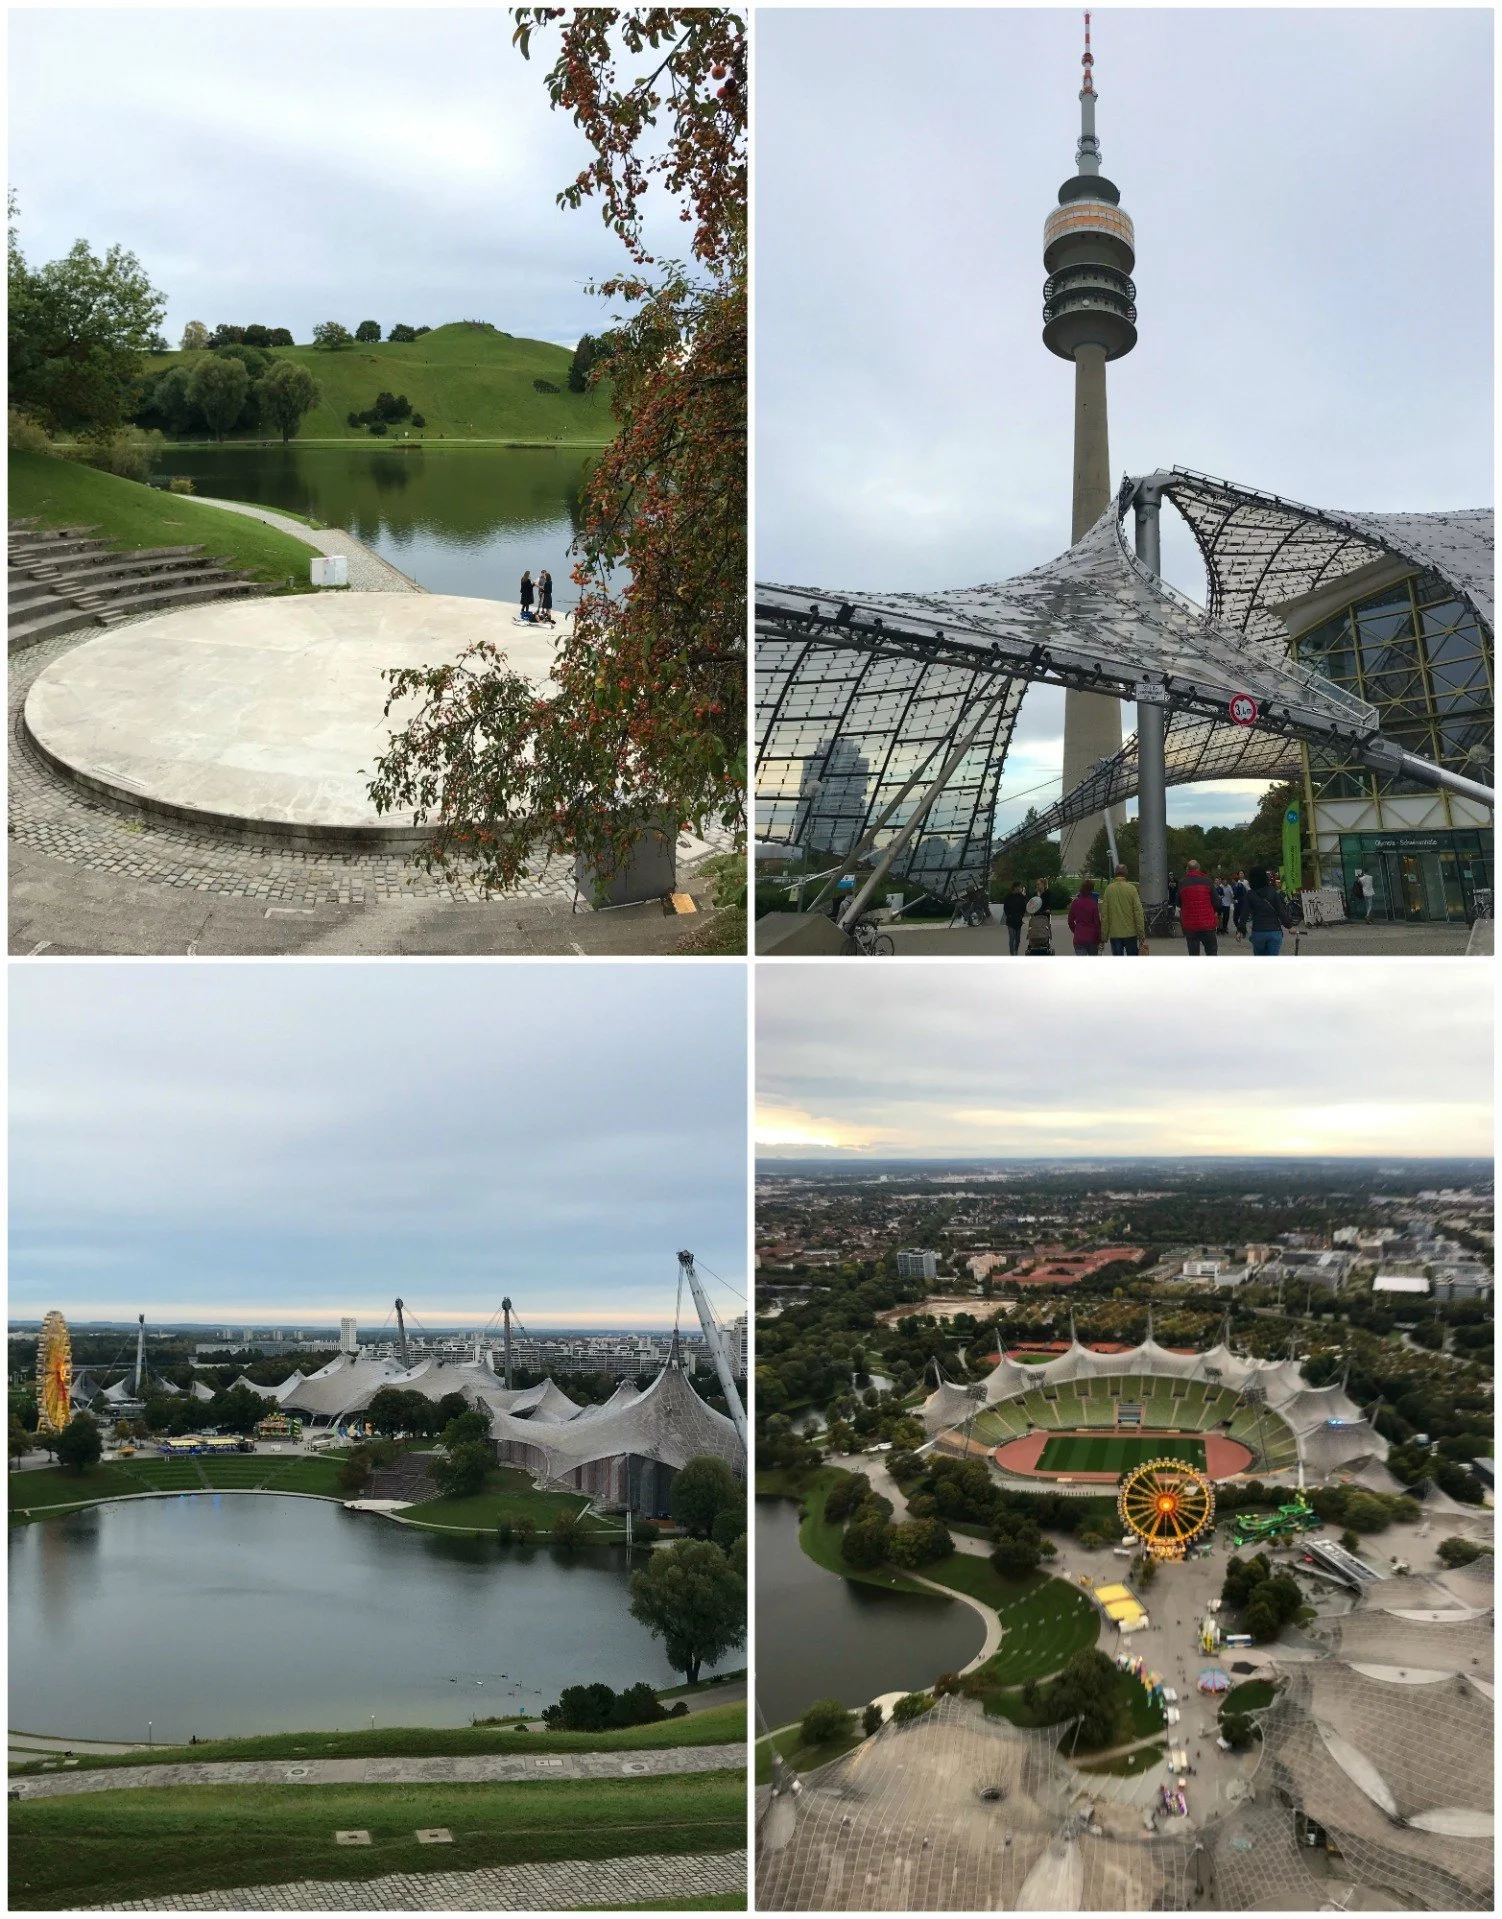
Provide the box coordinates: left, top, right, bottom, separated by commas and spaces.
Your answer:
844, 914, 895, 956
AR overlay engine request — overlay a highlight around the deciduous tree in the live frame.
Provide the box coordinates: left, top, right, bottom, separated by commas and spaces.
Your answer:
313, 321, 354, 352
355, 319, 381, 342
187, 353, 250, 441
627, 1537, 745, 1683
55, 1412, 102, 1474
260, 361, 320, 443
369, 9, 746, 907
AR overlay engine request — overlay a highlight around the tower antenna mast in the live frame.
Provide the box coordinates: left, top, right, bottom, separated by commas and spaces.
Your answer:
677, 1251, 748, 1457
394, 1297, 410, 1370
501, 1296, 514, 1390
134, 1313, 146, 1396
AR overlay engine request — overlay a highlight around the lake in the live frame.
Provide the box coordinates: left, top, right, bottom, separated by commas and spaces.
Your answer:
10, 1494, 731, 1744
755, 1497, 984, 1729
151, 445, 595, 603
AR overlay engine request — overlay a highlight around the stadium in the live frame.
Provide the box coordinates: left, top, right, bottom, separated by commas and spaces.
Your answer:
921, 1318, 1391, 1499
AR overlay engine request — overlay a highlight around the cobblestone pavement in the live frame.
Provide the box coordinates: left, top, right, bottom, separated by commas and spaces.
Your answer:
13, 1741, 745, 1802
89, 1847, 747, 1910
189, 496, 426, 593
11, 623, 733, 953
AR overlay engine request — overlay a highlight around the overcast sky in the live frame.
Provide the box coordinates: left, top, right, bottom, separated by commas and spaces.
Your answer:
756, 7, 1493, 831
10, 965, 747, 1330
8, 8, 683, 349
757, 963, 1493, 1159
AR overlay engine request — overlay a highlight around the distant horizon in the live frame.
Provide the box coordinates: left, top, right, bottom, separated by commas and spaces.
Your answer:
756, 1152, 1491, 1167
7, 1316, 698, 1337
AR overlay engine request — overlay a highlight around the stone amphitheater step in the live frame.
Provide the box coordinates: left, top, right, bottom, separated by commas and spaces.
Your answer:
93, 578, 262, 623
8, 604, 106, 650
26, 545, 209, 590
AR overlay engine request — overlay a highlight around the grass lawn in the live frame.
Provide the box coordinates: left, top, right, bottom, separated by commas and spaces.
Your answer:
796, 1470, 937, 1597
10, 1702, 746, 1777
140, 323, 617, 447
1036, 1433, 1206, 1475
923, 1560, 1099, 1687
754, 1470, 814, 1499
402, 1464, 607, 1535
9, 450, 319, 583
1221, 1679, 1276, 1717
8, 1464, 140, 1519
9, 1771, 745, 1910
754, 1718, 864, 1785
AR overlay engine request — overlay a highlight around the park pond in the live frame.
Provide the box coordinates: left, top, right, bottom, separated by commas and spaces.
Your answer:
10, 1493, 730, 1744
150, 444, 595, 603
755, 1496, 984, 1729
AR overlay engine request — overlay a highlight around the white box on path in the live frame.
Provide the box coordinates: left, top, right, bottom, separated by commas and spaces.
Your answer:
311, 555, 348, 587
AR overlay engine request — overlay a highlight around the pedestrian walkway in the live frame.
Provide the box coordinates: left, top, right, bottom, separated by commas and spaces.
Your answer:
187, 497, 425, 594
87, 1847, 747, 1910
12, 1740, 743, 1802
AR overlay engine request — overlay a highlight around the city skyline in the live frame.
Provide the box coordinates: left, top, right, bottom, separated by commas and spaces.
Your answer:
757, 964, 1493, 1160
756, 7, 1493, 832
11, 964, 747, 1326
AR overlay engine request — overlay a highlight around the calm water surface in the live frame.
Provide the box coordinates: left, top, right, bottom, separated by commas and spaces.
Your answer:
10, 1494, 728, 1743
152, 445, 594, 603
755, 1497, 983, 1728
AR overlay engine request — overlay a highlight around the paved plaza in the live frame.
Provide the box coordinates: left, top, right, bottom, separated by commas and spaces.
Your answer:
885, 916, 1487, 957
24, 595, 558, 843
11, 622, 732, 955
12, 1741, 745, 1803
88, 1846, 747, 1910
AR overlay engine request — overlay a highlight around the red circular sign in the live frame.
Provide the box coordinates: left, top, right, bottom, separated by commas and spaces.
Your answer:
1228, 693, 1259, 727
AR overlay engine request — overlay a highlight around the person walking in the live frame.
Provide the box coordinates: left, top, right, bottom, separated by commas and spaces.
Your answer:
1101, 865, 1147, 955
537, 568, 555, 624
1214, 878, 1233, 935
1002, 883, 1028, 956
1167, 874, 1180, 913
1178, 860, 1219, 955
1024, 888, 1055, 955
1066, 877, 1102, 955
1235, 867, 1294, 955
1354, 868, 1376, 919
519, 569, 535, 622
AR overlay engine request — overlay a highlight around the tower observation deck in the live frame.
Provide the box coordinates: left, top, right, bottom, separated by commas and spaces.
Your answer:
1046, 13, 1138, 870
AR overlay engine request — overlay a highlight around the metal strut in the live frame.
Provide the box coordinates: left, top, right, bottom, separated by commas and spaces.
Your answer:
677, 1251, 748, 1459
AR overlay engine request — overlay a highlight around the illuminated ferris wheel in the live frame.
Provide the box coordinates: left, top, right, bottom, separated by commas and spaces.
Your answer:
36, 1310, 73, 1435
1117, 1458, 1214, 1559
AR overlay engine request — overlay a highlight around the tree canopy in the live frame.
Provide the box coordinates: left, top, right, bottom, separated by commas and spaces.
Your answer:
627, 1536, 745, 1683
55, 1411, 103, 1474
9, 204, 166, 431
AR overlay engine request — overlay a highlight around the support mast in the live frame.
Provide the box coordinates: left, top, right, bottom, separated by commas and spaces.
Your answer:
394, 1297, 410, 1370
134, 1313, 146, 1396
677, 1250, 748, 1457
501, 1296, 514, 1390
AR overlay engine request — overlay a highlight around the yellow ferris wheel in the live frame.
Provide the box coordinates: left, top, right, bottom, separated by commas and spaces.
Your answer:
36, 1310, 73, 1435
1118, 1457, 1214, 1559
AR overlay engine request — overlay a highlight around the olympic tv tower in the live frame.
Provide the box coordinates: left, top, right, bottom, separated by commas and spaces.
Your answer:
1042, 13, 1138, 871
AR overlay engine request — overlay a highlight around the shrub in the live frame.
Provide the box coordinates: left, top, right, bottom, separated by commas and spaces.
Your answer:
369, 421, 387, 436
8, 406, 53, 455
1438, 1535, 1487, 1567
551, 1509, 587, 1548
66, 425, 163, 481
167, 476, 195, 494
891, 1692, 932, 1724
543, 1680, 666, 1732
1340, 1529, 1360, 1553
411, 412, 426, 429
862, 1702, 883, 1737
495, 1520, 515, 1546
514, 1518, 536, 1546
1221, 1711, 1255, 1750
633, 1518, 660, 1546
533, 377, 560, 393
932, 1671, 962, 1697
799, 1697, 851, 1747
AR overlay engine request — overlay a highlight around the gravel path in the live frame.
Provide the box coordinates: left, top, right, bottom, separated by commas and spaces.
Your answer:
187, 496, 425, 593
11, 1741, 744, 1803
86, 1847, 747, 1910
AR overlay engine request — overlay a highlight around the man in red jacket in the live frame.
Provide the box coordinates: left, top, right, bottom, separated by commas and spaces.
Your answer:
1178, 860, 1220, 955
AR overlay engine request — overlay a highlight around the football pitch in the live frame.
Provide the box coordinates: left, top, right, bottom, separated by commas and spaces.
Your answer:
1035, 1433, 1206, 1475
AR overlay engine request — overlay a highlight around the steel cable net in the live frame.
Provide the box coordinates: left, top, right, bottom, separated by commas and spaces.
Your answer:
1250, 1657, 1494, 1912
1161, 470, 1494, 648
756, 497, 1379, 898
755, 638, 1026, 896
756, 1696, 1198, 1911
993, 714, 1301, 854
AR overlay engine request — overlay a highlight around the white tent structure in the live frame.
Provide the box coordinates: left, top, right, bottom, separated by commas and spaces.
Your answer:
923, 1321, 1388, 1483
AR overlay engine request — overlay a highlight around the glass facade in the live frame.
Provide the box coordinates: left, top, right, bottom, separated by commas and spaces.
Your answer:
1291, 568, 1493, 914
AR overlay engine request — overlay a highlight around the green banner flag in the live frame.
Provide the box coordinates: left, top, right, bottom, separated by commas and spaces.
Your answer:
1282, 803, 1302, 895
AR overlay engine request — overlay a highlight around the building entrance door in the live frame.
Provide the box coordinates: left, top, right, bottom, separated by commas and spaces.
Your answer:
1380, 851, 1426, 921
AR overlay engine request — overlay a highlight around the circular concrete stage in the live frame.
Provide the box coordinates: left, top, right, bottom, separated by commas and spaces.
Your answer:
993, 1430, 1253, 1482
23, 594, 559, 847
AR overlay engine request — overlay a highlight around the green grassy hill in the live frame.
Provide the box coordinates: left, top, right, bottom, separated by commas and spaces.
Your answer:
9, 451, 318, 585
143, 322, 616, 446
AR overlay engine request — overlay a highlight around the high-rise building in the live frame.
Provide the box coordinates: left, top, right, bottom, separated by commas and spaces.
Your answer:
1043, 13, 1138, 871
896, 1250, 938, 1281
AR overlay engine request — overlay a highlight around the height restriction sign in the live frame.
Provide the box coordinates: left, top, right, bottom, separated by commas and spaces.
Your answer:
1228, 693, 1259, 726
